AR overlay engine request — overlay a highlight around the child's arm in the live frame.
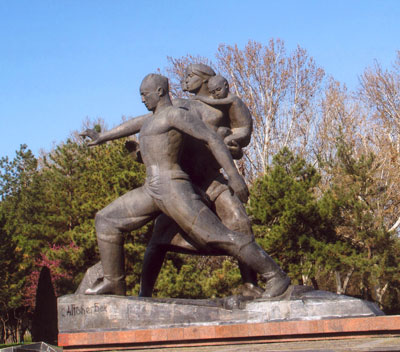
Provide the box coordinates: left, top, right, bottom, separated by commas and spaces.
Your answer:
191, 94, 234, 106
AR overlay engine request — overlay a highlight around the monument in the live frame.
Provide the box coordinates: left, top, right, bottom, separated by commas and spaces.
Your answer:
58, 66, 386, 351
79, 72, 290, 298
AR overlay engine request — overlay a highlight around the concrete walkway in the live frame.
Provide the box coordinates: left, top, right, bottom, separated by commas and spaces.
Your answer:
129, 336, 400, 352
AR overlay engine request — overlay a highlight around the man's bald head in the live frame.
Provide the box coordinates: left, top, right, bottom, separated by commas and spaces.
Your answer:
140, 74, 171, 112
140, 74, 169, 95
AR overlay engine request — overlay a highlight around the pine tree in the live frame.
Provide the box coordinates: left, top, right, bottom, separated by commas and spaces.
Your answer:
248, 147, 336, 286
38, 134, 147, 292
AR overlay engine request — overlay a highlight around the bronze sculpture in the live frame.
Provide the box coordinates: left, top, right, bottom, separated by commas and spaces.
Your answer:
81, 72, 290, 298
140, 64, 261, 298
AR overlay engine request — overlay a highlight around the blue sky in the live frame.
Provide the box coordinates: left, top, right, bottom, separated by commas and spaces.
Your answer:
1, 0, 399, 160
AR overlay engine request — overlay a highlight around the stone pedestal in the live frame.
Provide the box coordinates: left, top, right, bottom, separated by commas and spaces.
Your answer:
59, 287, 382, 333
58, 287, 388, 351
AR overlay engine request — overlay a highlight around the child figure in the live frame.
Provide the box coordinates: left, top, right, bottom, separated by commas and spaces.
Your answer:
192, 75, 252, 159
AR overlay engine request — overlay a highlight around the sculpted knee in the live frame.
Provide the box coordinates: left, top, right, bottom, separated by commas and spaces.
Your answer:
237, 232, 254, 248
224, 209, 253, 235
221, 231, 254, 257
216, 192, 253, 235
95, 209, 118, 235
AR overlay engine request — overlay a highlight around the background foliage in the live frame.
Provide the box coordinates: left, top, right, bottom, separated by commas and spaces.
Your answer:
2, 40, 400, 343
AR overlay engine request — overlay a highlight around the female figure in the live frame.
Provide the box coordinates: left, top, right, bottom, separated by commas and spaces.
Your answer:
139, 64, 289, 298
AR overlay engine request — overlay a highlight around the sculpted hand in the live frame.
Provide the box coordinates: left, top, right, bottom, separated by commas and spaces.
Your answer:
218, 127, 232, 139
125, 140, 143, 163
224, 134, 239, 147
224, 136, 243, 159
228, 175, 249, 203
80, 129, 103, 146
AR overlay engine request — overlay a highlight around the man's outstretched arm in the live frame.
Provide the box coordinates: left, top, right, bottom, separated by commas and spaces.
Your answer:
81, 113, 151, 146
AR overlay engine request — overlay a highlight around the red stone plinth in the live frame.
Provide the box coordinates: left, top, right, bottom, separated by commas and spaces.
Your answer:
59, 315, 400, 351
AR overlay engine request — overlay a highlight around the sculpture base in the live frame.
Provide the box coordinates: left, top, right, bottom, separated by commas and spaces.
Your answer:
59, 316, 400, 351
59, 286, 382, 333
58, 286, 388, 350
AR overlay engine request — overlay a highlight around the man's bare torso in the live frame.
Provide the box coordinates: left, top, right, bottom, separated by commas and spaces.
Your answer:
139, 106, 185, 178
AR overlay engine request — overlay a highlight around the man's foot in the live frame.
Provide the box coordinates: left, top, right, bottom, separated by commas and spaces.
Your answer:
85, 277, 126, 295
240, 283, 264, 298
262, 275, 291, 298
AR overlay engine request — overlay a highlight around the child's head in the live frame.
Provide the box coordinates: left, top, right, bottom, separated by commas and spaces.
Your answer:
207, 75, 229, 99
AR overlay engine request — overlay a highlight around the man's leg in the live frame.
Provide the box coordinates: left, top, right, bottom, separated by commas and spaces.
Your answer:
236, 241, 291, 298
140, 187, 261, 297
140, 214, 219, 297
165, 181, 290, 298
86, 187, 159, 295
186, 205, 290, 298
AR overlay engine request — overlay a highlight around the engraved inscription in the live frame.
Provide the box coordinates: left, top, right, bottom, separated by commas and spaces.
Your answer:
61, 303, 107, 317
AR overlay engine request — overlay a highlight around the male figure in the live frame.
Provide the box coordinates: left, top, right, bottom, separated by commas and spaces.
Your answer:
82, 74, 290, 297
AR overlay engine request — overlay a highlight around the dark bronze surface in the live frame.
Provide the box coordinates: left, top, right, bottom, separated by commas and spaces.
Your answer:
80, 70, 290, 299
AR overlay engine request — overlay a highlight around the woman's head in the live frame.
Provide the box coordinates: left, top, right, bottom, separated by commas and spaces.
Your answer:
182, 63, 216, 93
